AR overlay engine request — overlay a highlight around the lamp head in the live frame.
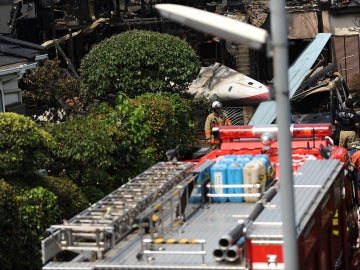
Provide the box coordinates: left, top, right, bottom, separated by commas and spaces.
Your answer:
155, 4, 268, 50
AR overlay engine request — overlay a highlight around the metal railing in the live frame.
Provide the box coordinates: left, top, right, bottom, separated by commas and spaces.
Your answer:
142, 238, 207, 264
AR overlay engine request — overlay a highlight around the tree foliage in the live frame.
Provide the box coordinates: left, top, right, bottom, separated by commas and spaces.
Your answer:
0, 112, 55, 179
22, 59, 80, 115
0, 180, 61, 270
122, 92, 196, 161
0, 180, 21, 270
42, 175, 90, 220
48, 114, 123, 201
0, 28, 202, 270
79, 30, 201, 102
47, 92, 196, 202
17, 187, 59, 269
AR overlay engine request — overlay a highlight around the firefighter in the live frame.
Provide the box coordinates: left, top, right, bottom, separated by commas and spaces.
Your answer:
204, 101, 232, 149
334, 98, 360, 149
351, 143, 360, 198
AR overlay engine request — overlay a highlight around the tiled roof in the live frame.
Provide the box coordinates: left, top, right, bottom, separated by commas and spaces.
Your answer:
0, 35, 46, 70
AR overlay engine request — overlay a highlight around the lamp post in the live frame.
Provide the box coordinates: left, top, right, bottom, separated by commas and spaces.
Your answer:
155, 2, 298, 269
269, 1, 298, 269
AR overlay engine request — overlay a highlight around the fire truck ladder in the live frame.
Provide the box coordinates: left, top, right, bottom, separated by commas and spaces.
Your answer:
41, 161, 194, 263
110, 159, 220, 265
133, 170, 205, 263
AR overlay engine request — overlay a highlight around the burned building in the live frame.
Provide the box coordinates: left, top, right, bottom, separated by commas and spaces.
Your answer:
1, 1, 359, 73
0, 0, 360, 116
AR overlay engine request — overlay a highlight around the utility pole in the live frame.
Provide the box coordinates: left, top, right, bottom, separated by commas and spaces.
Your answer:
270, 1, 299, 269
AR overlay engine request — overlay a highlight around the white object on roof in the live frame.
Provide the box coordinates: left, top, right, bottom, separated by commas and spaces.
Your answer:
188, 62, 270, 106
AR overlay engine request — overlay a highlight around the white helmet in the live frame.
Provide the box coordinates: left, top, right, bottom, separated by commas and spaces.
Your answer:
212, 101, 222, 110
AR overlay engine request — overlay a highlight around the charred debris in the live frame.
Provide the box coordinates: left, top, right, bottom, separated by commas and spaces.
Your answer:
4, 1, 356, 71
3, 0, 359, 118
3, 1, 332, 69
6, 0, 270, 70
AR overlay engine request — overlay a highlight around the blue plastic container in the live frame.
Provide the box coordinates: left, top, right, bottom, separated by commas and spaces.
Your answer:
189, 170, 207, 203
227, 162, 244, 202
218, 155, 237, 165
210, 163, 228, 203
236, 154, 253, 164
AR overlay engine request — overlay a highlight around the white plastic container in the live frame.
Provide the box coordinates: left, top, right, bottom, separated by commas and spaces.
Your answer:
253, 154, 274, 188
243, 159, 266, 202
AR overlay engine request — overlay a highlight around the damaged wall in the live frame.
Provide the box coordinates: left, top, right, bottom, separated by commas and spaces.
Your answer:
330, 13, 360, 35
332, 35, 360, 82
287, 11, 331, 39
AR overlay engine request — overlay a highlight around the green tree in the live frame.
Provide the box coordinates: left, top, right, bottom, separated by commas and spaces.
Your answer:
22, 59, 81, 116
42, 175, 90, 219
0, 180, 21, 270
47, 98, 157, 200
17, 187, 59, 269
79, 30, 201, 103
0, 112, 55, 179
48, 114, 123, 201
48, 92, 195, 201
118, 92, 196, 161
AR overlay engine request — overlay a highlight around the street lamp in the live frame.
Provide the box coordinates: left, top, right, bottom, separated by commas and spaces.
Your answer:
155, 3, 298, 270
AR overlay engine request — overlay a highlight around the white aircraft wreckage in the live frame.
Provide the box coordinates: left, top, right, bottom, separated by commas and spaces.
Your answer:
187, 62, 270, 106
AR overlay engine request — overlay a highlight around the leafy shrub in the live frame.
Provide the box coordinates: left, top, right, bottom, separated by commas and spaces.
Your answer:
22, 59, 80, 116
120, 92, 196, 161
42, 175, 90, 219
17, 187, 59, 269
0, 180, 21, 270
0, 112, 55, 179
80, 30, 201, 102
48, 114, 122, 200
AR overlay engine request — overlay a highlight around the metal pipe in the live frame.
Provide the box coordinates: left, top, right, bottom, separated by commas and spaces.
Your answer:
213, 248, 225, 262
270, 1, 299, 269
225, 236, 245, 262
225, 245, 242, 262
218, 187, 278, 249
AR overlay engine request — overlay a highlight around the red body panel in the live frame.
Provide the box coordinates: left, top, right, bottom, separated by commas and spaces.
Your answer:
193, 123, 358, 270
246, 240, 284, 269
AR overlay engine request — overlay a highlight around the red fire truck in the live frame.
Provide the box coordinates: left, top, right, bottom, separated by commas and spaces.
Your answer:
42, 123, 360, 270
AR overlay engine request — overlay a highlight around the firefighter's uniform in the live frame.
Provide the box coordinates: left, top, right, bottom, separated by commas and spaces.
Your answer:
204, 102, 232, 149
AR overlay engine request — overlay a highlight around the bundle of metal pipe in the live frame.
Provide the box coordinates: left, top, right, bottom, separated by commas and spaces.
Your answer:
225, 236, 245, 262
213, 186, 278, 262
213, 236, 245, 262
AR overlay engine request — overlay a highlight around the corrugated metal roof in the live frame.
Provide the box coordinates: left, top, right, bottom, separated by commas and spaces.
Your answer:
247, 100, 276, 125
248, 33, 332, 125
